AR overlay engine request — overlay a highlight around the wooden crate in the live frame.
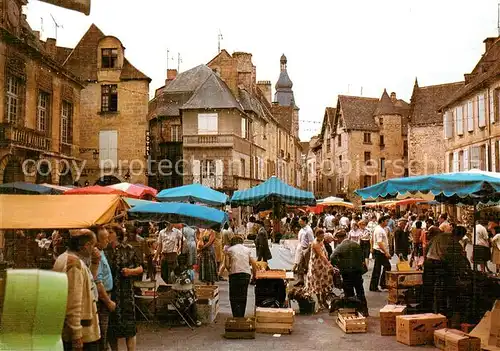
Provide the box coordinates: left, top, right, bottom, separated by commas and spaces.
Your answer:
255, 307, 294, 334
195, 285, 219, 302
197, 296, 219, 324
336, 308, 367, 334
256, 269, 286, 280
386, 271, 423, 289
224, 317, 256, 339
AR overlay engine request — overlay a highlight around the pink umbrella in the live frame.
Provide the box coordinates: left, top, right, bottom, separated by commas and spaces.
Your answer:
107, 182, 157, 199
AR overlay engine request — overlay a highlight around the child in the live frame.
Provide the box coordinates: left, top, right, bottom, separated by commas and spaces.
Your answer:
172, 255, 201, 327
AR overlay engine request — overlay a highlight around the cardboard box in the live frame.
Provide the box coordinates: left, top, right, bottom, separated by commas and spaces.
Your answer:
380, 305, 407, 336
434, 328, 481, 351
386, 271, 423, 289
489, 300, 500, 348
396, 313, 447, 346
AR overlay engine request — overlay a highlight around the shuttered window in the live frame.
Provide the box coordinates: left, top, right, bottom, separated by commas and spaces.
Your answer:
99, 130, 118, 167
456, 106, 464, 135
478, 94, 486, 128
467, 100, 474, 132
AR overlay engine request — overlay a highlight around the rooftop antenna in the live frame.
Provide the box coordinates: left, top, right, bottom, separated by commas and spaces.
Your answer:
218, 29, 223, 53
347, 84, 351, 94
166, 49, 174, 71
50, 14, 63, 40
361, 86, 363, 96
177, 52, 182, 72
40, 17, 44, 38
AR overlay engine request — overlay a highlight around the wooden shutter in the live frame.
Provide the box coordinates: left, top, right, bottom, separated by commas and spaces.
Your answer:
490, 89, 495, 123
453, 151, 459, 172
456, 106, 464, 135
491, 140, 496, 172
478, 94, 486, 127
215, 160, 223, 188
99, 131, 110, 167
485, 143, 490, 171
109, 130, 118, 165
192, 160, 201, 183
467, 100, 474, 132
444, 112, 452, 138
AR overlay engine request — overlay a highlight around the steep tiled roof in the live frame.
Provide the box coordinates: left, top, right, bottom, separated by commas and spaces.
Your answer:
238, 88, 270, 122
60, 24, 150, 82
410, 81, 464, 126
271, 105, 294, 134
337, 95, 380, 131
319, 107, 336, 140
301, 141, 310, 154
55, 46, 72, 65
374, 89, 398, 116
181, 71, 243, 111
441, 37, 500, 110
165, 65, 213, 93
148, 91, 193, 120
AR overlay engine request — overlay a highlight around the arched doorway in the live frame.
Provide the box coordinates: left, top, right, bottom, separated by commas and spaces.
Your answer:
95, 175, 122, 186
3, 159, 24, 184
36, 163, 52, 184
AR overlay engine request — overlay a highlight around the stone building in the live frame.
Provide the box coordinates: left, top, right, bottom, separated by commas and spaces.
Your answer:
304, 136, 319, 193
0, 0, 85, 185
148, 50, 302, 193
54, 24, 151, 185
441, 36, 500, 173
313, 107, 336, 198
329, 90, 410, 201
408, 79, 463, 176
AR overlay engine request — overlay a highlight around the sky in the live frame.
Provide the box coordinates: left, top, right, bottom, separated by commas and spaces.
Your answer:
26, 0, 499, 141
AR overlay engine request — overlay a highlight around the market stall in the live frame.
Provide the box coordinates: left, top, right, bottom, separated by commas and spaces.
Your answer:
156, 183, 228, 206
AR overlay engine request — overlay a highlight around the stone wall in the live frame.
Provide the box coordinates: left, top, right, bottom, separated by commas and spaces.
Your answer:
408, 124, 444, 176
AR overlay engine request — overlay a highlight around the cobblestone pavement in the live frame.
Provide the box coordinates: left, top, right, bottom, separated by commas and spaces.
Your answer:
133, 256, 440, 351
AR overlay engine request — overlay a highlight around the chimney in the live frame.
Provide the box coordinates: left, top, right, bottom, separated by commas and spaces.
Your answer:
44, 38, 57, 59
33, 31, 40, 40
390, 92, 397, 103
484, 37, 498, 53
257, 81, 272, 104
233, 52, 253, 90
167, 69, 177, 81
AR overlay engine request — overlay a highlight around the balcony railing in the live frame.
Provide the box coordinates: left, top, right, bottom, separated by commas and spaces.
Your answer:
183, 134, 264, 154
184, 174, 237, 190
0, 123, 51, 152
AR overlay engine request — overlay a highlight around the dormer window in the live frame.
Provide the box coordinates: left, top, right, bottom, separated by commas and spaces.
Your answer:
101, 48, 118, 68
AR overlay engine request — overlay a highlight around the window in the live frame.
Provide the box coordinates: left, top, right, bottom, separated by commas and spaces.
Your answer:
363, 175, 372, 188
478, 93, 486, 127
201, 160, 215, 177
363, 133, 371, 144
37, 91, 50, 133
198, 113, 218, 134
444, 111, 453, 138
240, 158, 246, 177
170, 125, 181, 142
326, 138, 331, 153
490, 90, 495, 123
364, 151, 371, 163
101, 84, 118, 112
403, 140, 408, 157
458, 150, 464, 171
456, 105, 464, 135
470, 146, 481, 169
101, 48, 118, 69
496, 89, 500, 123
379, 117, 383, 126
380, 158, 386, 177
337, 134, 342, 147
467, 100, 474, 132
61, 101, 72, 144
241, 117, 248, 139
379, 135, 385, 147
6, 75, 22, 124
99, 130, 118, 166
327, 179, 332, 193
338, 155, 342, 167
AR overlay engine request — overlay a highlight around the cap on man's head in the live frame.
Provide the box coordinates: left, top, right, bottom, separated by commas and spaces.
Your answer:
69, 229, 94, 237
398, 218, 408, 223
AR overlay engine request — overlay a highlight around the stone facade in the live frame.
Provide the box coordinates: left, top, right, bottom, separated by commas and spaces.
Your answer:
54, 24, 151, 185
0, 0, 84, 185
441, 37, 500, 174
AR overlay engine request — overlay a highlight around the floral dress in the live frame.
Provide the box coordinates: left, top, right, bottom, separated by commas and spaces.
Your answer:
108, 243, 142, 339
306, 240, 334, 295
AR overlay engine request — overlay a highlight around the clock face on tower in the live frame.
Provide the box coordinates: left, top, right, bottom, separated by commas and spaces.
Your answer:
6, 0, 20, 30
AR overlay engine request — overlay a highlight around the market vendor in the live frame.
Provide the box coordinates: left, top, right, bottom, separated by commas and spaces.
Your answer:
154, 221, 183, 284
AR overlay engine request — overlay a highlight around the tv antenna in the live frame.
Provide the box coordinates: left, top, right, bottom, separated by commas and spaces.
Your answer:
166, 49, 174, 71
218, 29, 223, 53
177, 52, 182, 72
50, 14, 63, 40
40, 17, 44, 37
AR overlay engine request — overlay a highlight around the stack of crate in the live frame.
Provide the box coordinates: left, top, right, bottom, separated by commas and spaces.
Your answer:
224, 317, 256, 339
386, 271, 423, 305
255, 307, 294, 334
195, 285, 219, 324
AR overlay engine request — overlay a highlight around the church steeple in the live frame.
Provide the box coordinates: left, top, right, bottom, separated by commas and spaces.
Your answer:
274, 54, 295, 106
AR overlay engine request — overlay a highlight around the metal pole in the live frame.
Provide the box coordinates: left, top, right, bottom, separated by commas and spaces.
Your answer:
472, 202, 477, 320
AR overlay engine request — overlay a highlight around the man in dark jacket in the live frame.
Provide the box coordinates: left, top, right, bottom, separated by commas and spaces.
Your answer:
394, 218, 410, 261
255, 221, 272, 262
331, 230, 368, 315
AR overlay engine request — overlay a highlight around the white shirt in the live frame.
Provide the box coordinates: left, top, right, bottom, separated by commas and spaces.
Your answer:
340, 217, 350, 228
324, 215, 334, 230
157, 227, 182, 253
298, 225, 314, 249
373, 225, 389, 253
475, 224, 490, 247
348, 229, 362, 245
246, 222, 255, 235
227, 244, 251, 275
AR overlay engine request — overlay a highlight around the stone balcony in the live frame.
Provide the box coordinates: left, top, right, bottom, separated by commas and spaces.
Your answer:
184, 174, 237, 191
0, 123, 51, 152
183, 134, 265, 154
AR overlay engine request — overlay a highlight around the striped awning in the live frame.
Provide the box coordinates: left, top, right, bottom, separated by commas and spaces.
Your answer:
230, 176, 316, 206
